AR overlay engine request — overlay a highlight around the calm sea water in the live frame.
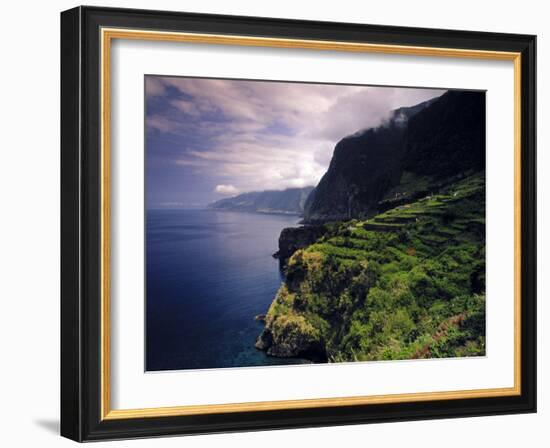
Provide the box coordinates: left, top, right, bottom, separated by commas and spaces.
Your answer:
146, 209, 309, 371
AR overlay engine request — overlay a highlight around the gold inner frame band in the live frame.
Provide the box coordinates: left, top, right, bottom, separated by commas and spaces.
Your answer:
100, 27, 522, 421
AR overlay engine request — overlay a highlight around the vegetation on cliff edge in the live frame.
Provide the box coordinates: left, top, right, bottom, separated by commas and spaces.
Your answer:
257, 173, 486, 362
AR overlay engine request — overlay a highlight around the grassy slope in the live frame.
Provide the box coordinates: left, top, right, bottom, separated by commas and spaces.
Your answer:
262, 172, 486, 362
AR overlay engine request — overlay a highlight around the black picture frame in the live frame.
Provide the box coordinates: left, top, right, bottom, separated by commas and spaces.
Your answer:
61, 5, 536, 442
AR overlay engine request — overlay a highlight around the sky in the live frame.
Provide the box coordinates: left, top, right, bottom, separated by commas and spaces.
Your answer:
145, 76, 445, 209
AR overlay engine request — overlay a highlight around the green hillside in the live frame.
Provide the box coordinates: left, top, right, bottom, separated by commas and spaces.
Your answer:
256, 173, 486, 362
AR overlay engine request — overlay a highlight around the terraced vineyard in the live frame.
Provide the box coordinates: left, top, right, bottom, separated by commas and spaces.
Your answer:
256, 173, 486, 362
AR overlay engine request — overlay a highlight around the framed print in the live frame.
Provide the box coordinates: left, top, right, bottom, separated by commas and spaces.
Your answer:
60, 6, 536, 442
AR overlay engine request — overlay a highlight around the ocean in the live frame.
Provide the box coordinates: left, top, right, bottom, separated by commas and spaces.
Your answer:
146, 208, 310, 371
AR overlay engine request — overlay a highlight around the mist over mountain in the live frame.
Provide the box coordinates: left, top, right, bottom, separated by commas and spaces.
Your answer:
304, 91, 485, 222
208, 186, 314, 215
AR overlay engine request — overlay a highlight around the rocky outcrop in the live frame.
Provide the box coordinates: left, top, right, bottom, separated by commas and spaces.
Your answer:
255, 286, 328, 362
255, 326, 327, 362
272, 225, 327, 266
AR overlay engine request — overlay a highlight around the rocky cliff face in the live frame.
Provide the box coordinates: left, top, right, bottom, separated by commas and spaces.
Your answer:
403, 90, 486, 177
273, 225, 328, 266
304, 111, 409, 222
254, 295, 328, 361
208, 186, 314, 215
303, 91, 485, 223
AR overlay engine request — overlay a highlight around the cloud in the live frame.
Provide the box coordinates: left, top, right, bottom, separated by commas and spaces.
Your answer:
175, 158, 209, 167
170, 99, 203, 116
146, 77, 446, 195
214, 184, 239, 195
147, 115, 181, 133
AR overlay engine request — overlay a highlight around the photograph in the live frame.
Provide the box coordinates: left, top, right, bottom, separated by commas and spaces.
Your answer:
145, 76, 486, 371
57, 4, 537, 442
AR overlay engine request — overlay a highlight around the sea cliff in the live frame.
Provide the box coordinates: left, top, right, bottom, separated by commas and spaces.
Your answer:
256, 90, 487, 362
256, 174, 486, 362
304, 91, 485, 223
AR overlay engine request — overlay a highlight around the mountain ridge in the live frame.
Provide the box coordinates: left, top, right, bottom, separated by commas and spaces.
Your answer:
208, 186, 314, 215
304, 91, 485, 223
